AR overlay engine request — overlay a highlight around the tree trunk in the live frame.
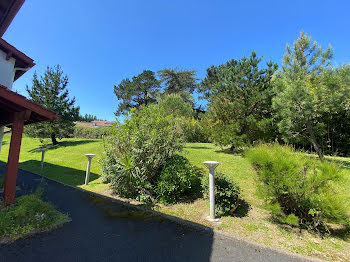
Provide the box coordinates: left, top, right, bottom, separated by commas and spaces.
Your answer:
306, 120, 324, 161
51, 133, 58, 145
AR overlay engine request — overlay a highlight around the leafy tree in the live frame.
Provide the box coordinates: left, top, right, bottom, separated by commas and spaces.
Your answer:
201, 51, 277, 150
158, 68, 198, 104
158, 94, 193, 118
26, 65, 79, 145
114, 70, 160, 116
273, 32, 334, 160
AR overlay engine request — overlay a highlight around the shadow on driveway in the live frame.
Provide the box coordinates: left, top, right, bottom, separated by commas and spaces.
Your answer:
0, 162, 307, 262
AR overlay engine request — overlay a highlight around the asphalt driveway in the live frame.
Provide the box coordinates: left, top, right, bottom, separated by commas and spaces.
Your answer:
0, 162, 316, 262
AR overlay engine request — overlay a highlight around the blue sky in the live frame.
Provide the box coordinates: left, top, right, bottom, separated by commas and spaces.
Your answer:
4, 0, 350, 121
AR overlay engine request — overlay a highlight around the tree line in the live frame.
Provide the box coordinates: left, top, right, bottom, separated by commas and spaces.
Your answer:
113, 32, 350, 159
24, 32, 350, 157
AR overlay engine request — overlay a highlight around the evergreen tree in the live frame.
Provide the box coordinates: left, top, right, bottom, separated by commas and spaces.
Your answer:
158, 68, 198, 104
26, 65, 79, 145
114, 70, 160, 116
201, 51, 277, 150
273, 32, 334, 160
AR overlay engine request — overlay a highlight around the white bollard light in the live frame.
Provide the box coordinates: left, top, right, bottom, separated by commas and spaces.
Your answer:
85, 154, 96, 185
40, 149, 48, 174
203, 161, 220, 221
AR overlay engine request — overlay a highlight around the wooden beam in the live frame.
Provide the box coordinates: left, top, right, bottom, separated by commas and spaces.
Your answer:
6, 51, 13, 60
3, 110, 30, 206
0, 85, 59, 121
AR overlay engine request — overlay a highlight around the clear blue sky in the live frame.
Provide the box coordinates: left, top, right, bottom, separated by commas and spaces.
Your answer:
4, 0, 350, 121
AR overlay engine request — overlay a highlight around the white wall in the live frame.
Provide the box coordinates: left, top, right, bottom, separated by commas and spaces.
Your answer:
0, 49, 15, 90
0, 49, 16, 152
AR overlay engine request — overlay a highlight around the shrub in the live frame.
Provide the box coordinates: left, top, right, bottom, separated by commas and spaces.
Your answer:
182, 118, 209, 143
153, 155, 202, 204
73, 126, 111, 139
201, 172, 241, 216
99, 105, 184, 199
245, 143, 350, 230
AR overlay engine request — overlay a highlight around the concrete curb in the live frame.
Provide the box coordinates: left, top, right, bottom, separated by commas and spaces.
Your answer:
0, 218, 71, 245
22, 168, 324, 262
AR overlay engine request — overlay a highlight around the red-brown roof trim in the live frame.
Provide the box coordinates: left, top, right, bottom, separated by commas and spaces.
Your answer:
0, 0, 25, 37
0, 84, 60, 126
0, 38, 35, 81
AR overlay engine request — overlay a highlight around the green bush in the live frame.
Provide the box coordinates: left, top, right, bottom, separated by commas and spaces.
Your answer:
201, 172, 241, 216
245, 143, 350, 230
182, 118, 209, 143
158, 95, 209, 143
153, 155, 202, 204
99, 105, 184, 199
73, 126, 111, 139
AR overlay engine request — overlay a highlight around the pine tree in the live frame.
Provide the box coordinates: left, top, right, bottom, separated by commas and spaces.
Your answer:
201, 51, 277, 150
114, 70, 160, 116
26, 65, 79, 145
273, 32, 333, 160
157, 68, 198, 104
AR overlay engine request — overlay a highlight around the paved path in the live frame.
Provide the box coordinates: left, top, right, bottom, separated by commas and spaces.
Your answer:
0, 163, 315, 262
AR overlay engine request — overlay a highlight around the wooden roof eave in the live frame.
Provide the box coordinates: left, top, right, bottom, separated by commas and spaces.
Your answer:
0, 84, 60, 126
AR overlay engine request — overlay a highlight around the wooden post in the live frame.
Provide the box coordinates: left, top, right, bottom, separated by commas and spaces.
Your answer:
3, 110, 30, 206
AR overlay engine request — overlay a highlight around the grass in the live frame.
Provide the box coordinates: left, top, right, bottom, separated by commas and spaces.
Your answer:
0, 193, 69, 243
0, 134, 350, 261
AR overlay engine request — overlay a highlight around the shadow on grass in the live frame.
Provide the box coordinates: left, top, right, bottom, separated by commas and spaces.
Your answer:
214, 148, 244, 156
19, 159, 99, 187
185, 146, 212, 150
232, 199, 250, 218
268, 215, 350, 241
29, 139, 96, 153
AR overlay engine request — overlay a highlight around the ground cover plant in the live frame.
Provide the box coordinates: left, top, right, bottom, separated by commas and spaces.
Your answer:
0, 193, 69, 242
245, 143, 350, 231
1, 135, 350, 261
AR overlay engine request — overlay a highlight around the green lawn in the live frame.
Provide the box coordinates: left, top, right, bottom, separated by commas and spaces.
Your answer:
1, 134, 349, 261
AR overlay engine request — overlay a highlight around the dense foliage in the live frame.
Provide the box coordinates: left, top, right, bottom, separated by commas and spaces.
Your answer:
25, 65, 79, 145
158, 95, 208, 143
99, 105, 184, 199
273, 32, 335, 160
201, 172, 241, 216
114, 70, 161, 116
245, 143, 350, 230
158, 68, 198, 104
153, 155, 202, 204
200, 51, 278, 150
73, 126, 111, 139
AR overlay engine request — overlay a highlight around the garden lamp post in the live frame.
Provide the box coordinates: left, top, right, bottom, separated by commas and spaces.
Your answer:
40, 149, 48, 174
203, 161, 220, 221
84, 154, 96, 185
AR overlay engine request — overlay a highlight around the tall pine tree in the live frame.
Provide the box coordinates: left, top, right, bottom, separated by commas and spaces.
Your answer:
114, 70, 160, 116
201, 51, 277, 150
158, 68, 198, 104
26, 65, 79, 145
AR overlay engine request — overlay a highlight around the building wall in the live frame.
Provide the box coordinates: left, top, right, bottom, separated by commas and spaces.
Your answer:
0, 49, 15, 90
0, 49, 16, 152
